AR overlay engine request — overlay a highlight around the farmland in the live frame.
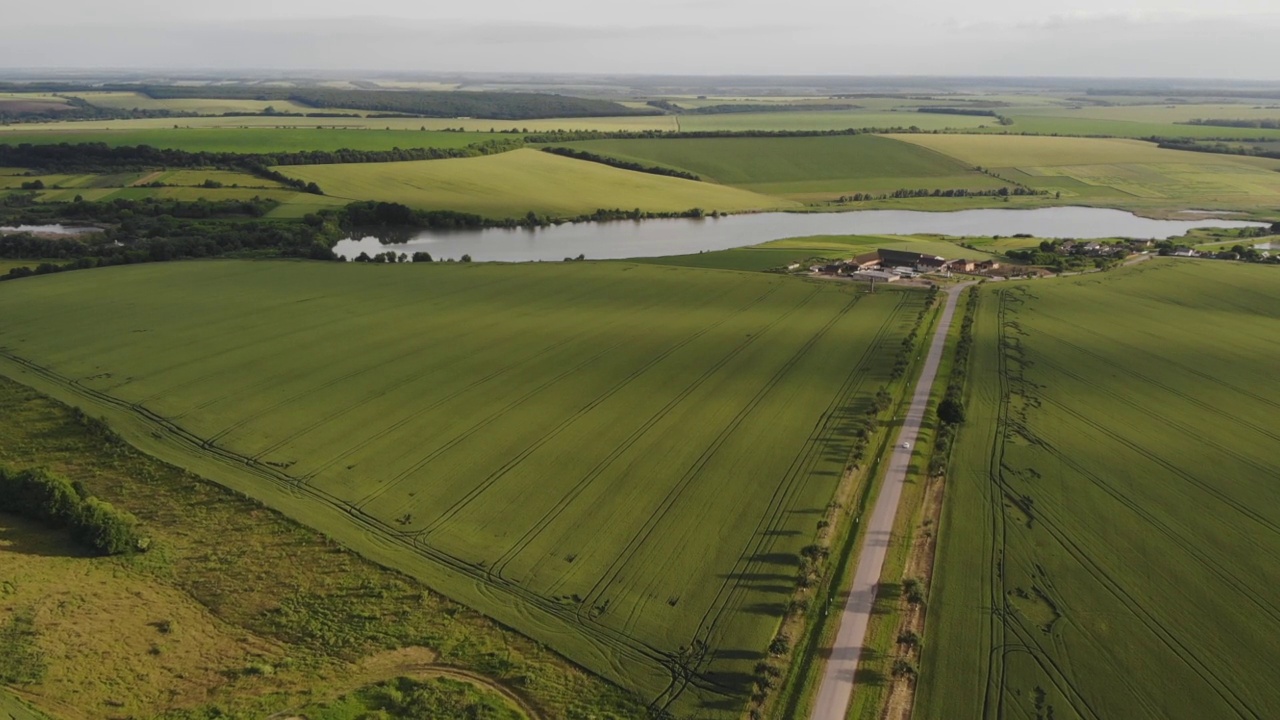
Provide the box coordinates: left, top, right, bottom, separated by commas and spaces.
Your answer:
277, 148, 790, 217
557, 135, 1010, 201
891, 134, 1280, 212
0, 259, 928, 717
0, 127, 500, 154
918, 260, 1280, 720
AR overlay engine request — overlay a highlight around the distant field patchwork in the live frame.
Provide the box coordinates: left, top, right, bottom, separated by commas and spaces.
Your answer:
558, 135, 1010, 201
0, 260, 927, 717
919, 260, 1280, 720
0, 127, 499, 154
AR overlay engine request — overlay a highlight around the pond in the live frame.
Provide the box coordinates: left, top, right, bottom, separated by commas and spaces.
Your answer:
0, 224, 100, 236
333, 207, 1268, 262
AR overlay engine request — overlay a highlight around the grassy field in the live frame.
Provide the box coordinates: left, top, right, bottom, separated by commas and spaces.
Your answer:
0, 259, 927, 718
635, 234, 996, 272
278, 148, 789, 218
558, 135, 1010, 201
890, 134, 1280, 211
918, 260, 1280, 720
0, 127, 499, 154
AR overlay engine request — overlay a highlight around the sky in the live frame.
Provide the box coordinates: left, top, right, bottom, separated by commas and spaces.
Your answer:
3, 0, 1278, 79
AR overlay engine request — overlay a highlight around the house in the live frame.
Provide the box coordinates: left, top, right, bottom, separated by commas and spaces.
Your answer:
1172, 247, 1198, 257
976, 259, 1002, 271
950, 259, 976, 272
1129, 238, 1153, 249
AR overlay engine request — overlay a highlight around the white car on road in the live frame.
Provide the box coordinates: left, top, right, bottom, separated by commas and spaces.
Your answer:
902, 442, 911, 449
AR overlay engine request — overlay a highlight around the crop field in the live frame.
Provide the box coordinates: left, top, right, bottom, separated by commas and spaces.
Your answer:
66, 91, 354, 116
0, 260, 928, 717
0, 127, 499, 154
890, 134, 1280, 209
0, 115, 680, 133
984, 115, 1280, 140
675, 111, 991, 132
558, 136, 1010, 201
278, 148, 789, 218
1014, 102, 1280, 125
918, 260, 1280, 720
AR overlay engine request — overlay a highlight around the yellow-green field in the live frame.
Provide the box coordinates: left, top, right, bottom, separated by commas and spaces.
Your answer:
277, 148, 791, 218
892, 134, 1280, 210
66, 91, 352, 116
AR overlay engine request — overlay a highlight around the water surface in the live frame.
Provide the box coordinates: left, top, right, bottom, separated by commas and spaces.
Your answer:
334, 207, 1267, 262
0, 224, 100, 236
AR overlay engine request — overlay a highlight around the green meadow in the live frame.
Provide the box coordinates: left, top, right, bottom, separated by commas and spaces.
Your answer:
635, 234, 996, 272
558, 135, 1009, 201
919, 260, 1280, 720
278, 148, 790, 218
0, 259, 928, 718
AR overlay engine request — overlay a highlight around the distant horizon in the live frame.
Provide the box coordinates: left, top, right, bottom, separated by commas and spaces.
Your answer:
5, 3, 1278, 80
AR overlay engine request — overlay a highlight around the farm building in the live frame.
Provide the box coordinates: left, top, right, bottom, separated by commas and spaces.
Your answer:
951, 259, 977, 272
976, 259, 1001, 270
851, 252, 882, 270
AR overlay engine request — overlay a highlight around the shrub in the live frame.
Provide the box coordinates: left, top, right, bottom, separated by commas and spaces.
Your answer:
0, 465, 146, 556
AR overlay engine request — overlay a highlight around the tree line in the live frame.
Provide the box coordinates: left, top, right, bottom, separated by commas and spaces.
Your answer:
836, 186, 1047, 202
539, 146, 701, 180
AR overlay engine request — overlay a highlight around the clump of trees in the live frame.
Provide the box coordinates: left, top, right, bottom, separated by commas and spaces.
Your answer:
0, 465, 147, 555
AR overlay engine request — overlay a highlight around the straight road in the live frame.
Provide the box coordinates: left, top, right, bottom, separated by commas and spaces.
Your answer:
810, 282, 974, 720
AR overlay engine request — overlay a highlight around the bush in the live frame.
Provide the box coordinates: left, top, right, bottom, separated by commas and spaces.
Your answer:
0, 465, 146, 556
938, 397, 966, 425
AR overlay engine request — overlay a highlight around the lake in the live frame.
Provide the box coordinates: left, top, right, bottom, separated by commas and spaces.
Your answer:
0, 224, 100, 236
333, 207, 1268, 262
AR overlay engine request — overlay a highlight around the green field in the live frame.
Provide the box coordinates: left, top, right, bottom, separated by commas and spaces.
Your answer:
675, 111, 991, 133
919, 260, 1280, 719
0, 127, 499, 154
891, 134, 1280, 211
0, 115, 678, 133
635, 234, 996, 272
559, 135, 1010, 201
0, 260, 928, 717
278, 148, 790, 218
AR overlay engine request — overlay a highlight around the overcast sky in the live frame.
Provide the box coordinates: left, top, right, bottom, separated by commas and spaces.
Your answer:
4, 0, 1278, 79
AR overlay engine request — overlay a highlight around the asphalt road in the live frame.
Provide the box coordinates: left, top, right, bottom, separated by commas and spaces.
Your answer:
809, 282, 974, 720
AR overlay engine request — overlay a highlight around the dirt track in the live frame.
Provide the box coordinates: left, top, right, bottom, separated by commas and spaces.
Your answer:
809, 282, 974, 720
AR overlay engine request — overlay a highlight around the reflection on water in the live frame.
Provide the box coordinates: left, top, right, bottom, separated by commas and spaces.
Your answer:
334, 207, 1267, 263
0, 224, 100, 236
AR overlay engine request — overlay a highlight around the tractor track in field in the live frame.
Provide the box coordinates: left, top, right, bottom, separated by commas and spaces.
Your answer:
676, 292, 911, 694
977, 287, 1259, 720
642, 290, 874, 711
483, 285, 831, 585
575, 288, 825, 623
424, 283, 805, 548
